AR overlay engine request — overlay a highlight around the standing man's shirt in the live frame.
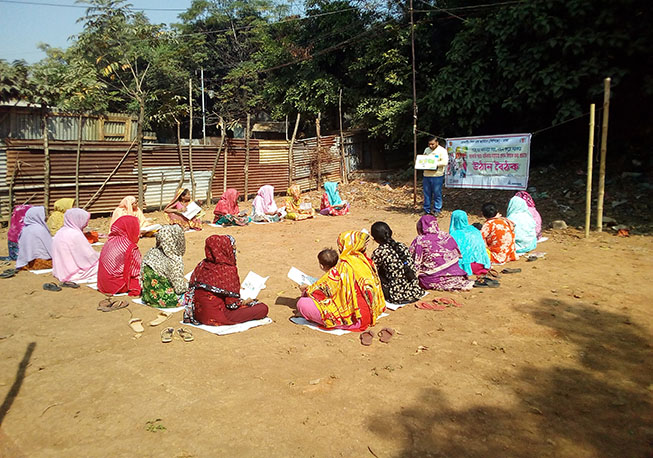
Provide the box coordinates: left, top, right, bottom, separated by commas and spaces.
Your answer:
423, 145, 449, 178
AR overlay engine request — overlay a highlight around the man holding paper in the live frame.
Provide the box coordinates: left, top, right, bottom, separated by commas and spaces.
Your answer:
421, 137, 448, 216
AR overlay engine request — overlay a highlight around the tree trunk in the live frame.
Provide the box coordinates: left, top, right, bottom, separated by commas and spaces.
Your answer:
176, 119, 185, 189
338, 89, 347, 184
42, 107, 51, 217
137, 99, 145, 208
288, 113, 300, 187
75, 114, 83, 205
188, 79, 196, 201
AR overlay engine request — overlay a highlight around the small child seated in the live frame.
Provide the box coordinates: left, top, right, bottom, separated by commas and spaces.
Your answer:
317, 248, 338, 271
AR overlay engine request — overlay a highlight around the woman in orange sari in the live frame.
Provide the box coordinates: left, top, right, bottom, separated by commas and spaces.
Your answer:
296, 230, 385, 331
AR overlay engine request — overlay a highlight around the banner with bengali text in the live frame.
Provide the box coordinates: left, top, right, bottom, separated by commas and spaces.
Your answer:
445, 133, 531, 190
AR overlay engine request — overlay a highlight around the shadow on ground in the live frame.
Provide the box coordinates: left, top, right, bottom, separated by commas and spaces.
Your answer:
367, 299, 653, 457
0, 342, 36, 426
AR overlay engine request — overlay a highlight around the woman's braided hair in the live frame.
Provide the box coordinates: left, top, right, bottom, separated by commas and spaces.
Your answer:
371, 221, 417, 281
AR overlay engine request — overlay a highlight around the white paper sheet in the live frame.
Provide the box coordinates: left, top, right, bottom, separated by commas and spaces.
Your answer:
29, 268, 53, 275
141, 224, 162, 233
182, 201, 201, 220
208, 223, 223, 228
91, 242, 105, 246
132, 298, 185, 313
240, 271, 268, 300
181, 317, 273, 335
287, 267, 318, 286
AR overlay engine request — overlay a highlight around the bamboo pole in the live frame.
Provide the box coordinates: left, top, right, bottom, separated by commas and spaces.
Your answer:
245, 113, 251, 200
207, 117, 226, 203
596, 78, 611, 232
288, 113, 300, 187
136, 101, 145, 208
223, 137, 228, 193
410, 0, 418, 206
159, 172, 165, 211
585, 104, 595, 238
338, 88, 347, 184
42, 108, 51, 216
316, 113, 322, 189
75, 114, 83, 205
188, 79, 196, 200
176, 119, 185, 189
83, 138, 137, 210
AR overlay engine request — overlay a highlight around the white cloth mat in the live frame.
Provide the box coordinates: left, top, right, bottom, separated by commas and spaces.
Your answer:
91, 242, 104, 246
75, 276, 98, 284
181, 317, 273, 335
537, 236, 548, 243
290, 313, 389, 335
132, 297, 185, 313
29, 268, 53, 275
386, 291, 427, 311
208, 223, 223, 228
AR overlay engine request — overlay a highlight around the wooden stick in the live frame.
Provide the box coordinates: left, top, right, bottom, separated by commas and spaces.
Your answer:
207, 117, 226, 203
316, 112, 321, 189
42, 108, 51, 216
188, 78, 196, 200
223, 137, 228, 193
288, 113, 300, 187
159, 172, 164, 211
585, 104, 595, 238
245, 113, 250, 200
83, 138, 137, 210
597, 78, 611, 232
338, 88, 347, 184
75, 114, 83, 205
176, 118, 185, 189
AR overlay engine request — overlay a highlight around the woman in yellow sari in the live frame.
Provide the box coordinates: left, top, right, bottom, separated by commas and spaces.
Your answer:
47, 198, 75, 234
296, 230, 385, 330
284, 184, 315, 221
109, 196, 147, 229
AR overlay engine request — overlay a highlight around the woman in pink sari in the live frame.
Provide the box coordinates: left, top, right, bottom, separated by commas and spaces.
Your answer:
410, 215, 473, 291
2, 204, 31, 261
52, 208, 99, 283
514, 191, 542, 238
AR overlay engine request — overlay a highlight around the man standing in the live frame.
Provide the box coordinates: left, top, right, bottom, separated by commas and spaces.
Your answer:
422, 137, 448, 216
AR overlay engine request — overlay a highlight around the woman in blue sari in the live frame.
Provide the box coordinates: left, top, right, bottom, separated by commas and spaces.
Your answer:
506, 196, 537, 253
449, 210, 491, 275
320, 182, 350, 216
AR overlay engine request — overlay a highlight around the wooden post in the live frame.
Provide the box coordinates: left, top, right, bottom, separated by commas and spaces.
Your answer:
188, 78, 196, 201
410, 0, 418, 206
75, 114, 83, 205
223, 137, 228, 193
285, 114, 289, 142
136, 100, 145, 208
176, 118, 185, 189
585, 104, 595, 238
316, 112, 321, 189
42, 107, 51, 216
84, 138, 137, 210
8, 160, 19, 214
245, 113, 251, 200
338, 88, 347, 183
159, 172, 164, 211
597, 77, 611, 232
288, 113, 300, 187
207, 117, 226, 203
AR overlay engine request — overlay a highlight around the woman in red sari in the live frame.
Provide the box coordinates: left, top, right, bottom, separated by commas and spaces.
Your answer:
97, 215, 142, 296
183, 235, 268, 326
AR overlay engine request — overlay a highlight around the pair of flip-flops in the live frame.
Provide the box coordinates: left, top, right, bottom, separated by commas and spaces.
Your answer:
360, 327, 395, 346
97, 298, 129, 312
474, 277, 500, 288
161, 327, 193, 343
415, 297, 463, 311
43, 281, 79, 292
0, 268, 18, 279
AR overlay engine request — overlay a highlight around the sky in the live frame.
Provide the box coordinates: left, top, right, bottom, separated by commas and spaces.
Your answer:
0, 0, 194, 63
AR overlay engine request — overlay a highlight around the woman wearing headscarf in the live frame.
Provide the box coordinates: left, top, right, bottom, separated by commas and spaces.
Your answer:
296, 230, 385, 331
320, 182, 350, 216
2, 204, 31, 261
410, 215, 474, 291
52, 208, 99, 283
285, 184, 315, 221
16, 206, 53, 270
47, 198, 75, 234
183, 235, 269, 325
371, 221, 423, 304
448, 210, 492, 276
506, 196, 537, 253
97, 215, 142, 296
480, 202, 517, 265
164, 188, 203, 230
141, 225, 187, 308
515, 191, 543, 238
213, 188, 249, 226
109, 196, 147, 229
251, 185, 280, 222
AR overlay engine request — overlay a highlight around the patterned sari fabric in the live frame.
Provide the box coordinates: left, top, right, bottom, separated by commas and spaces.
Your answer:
305, 231, 385, 329
110, 196, 146, 229
47, 198, 75, 234
515, 191, 543, 238
285, 185, 315, 220
448, 210, 492, 276
141, 225, 187, 307
507, 196, 537, 253
97, 215, 142, 296
320, 182, 350, 216
410, 215, 473, 291
372, 241, 423, 304
16, 207, 53, 269
184, 235, 268, 326
481, 217, 517, 265
6, 204, 31, 261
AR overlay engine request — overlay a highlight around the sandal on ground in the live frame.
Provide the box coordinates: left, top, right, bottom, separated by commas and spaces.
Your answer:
97, 298, 128, 312
161, 327, 174, 343
526, 255, 538, 262
434, 297, 463, 308
378, 327, 395, 343
360, 330, 374, 346
486, 269, 501, 278
129, 318, 144, 333
0, 268, 17, 279
415, 301, 446, 311
60, 281, 79, 288
149, 311, 172, 327
177, 327, 194, 342
43, 282, 62, 292
501, 268, 522, 274
474, 277, 500, 288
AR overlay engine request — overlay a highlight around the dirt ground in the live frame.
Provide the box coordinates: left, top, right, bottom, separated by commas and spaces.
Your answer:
0, 182, 652, 457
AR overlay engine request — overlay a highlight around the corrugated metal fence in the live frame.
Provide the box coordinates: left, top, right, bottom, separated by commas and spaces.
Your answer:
0, 136, 342, 220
